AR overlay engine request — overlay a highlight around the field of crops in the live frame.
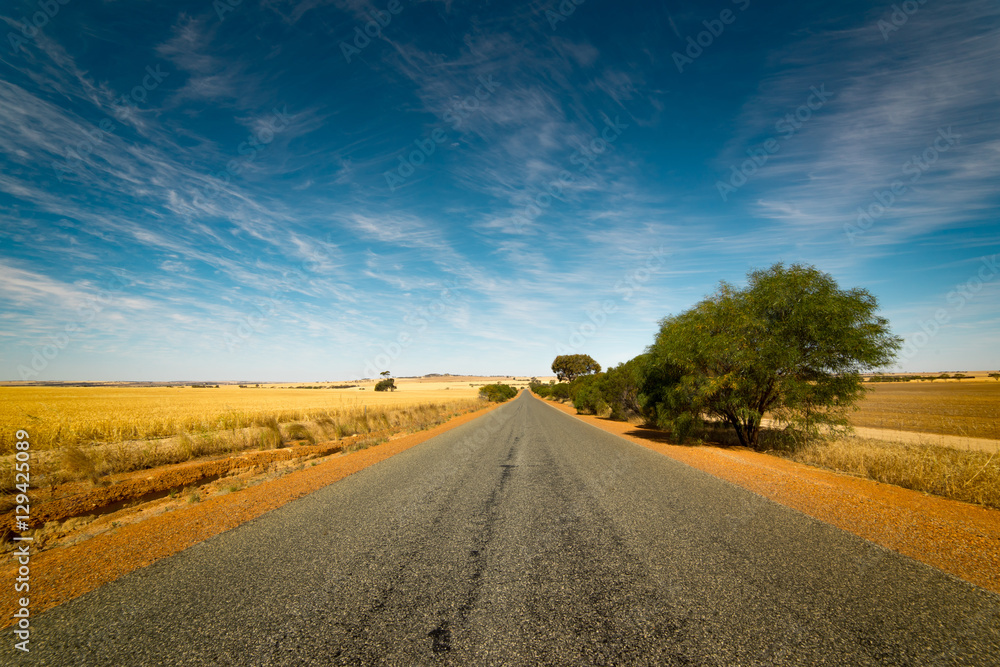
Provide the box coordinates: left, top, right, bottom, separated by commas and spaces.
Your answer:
0, 382, 482, 454
850, 379, 1000, 440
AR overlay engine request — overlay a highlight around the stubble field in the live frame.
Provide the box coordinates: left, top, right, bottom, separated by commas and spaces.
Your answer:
850, 378, 1000, 440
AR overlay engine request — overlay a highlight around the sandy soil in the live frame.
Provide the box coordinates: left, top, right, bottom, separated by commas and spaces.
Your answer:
543, 399, 1000, 596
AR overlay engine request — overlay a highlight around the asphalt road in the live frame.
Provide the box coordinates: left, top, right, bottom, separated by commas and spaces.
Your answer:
15, 392, 1000, 665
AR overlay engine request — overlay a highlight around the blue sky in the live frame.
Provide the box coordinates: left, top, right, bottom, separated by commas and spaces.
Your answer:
0, 0, 997, 381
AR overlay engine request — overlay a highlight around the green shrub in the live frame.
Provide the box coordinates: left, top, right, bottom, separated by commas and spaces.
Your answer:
573, 381, 608, 415
374, 378, 396, 392
549, 383, 571, 400
285, 423, 315, 444
479, 383, 518, 402
530, 381, 551, 397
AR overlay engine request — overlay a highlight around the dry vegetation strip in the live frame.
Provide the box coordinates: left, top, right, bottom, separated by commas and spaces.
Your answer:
680, 421, 999, 510
787, 437, 999, 509
850, 380, 1000, 440
1, 440, 346, 535
0, 385, 480, 452
0, 386, 480, 492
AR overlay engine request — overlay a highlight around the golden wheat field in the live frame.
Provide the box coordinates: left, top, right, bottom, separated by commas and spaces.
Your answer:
0, 381, 485, 454
850, 380, 1000, 440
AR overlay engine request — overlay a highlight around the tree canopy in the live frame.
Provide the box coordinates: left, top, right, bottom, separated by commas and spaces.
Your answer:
645, 263, 901, 449
551, 354, 601, 382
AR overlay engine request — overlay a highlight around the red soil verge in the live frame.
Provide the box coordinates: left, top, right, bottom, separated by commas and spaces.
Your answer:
0, 402, 502, 627
541, 398, 1000, 595
1, 440, 349, 536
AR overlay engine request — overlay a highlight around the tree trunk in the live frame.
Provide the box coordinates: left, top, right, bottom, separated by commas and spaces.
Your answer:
726, 414, 750, 448
745, 418, 759, 450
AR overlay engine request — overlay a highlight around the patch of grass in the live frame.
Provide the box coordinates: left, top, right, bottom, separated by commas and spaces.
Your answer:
786, 436, 1000, 509
344, 436, 387, 454
177, 432, 197, 460
261, 417, 286, 449
314, 416, 337, 439
187, 491, 201, 504
285, 423, 315, 444
61, 447, 99, 485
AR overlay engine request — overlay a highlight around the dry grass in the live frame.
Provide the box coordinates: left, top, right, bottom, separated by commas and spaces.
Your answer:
0, 383, 481, 453
0, 385, 482, 491
787, 436, 1000, 509
677, 418, 1000, 509
650, 419, 1000, 509
851, 380, 1000, 440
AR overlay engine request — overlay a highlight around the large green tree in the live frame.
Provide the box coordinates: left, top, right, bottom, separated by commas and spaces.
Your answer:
646, 263, 901, 450
551, 354, 601, 382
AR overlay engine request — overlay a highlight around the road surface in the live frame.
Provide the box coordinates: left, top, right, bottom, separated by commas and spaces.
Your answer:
16, 392, 1000, 665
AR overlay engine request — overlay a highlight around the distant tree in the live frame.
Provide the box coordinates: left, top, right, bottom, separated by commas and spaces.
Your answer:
990, 372, 1000, 381
374, 378, 396, 392
551, 354, 601, 382
645, 263, 901, 450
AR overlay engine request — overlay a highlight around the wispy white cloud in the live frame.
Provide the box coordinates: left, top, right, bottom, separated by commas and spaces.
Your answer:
719, 0, 1000, 250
